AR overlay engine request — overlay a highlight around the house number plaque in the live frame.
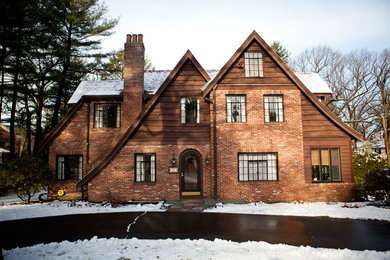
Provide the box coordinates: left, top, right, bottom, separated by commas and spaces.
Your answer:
169, 167, 179, 174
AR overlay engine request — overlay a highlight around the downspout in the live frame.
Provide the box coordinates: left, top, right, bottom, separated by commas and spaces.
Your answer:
83, 101, 91, 200
86, 101, 90, 169
213, 86, 218, 199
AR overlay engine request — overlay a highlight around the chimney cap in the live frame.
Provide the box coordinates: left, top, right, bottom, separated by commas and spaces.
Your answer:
126, 33, 143, 43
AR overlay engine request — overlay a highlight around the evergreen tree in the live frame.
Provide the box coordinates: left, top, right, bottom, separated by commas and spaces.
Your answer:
271, 41, 290, 63
48, 0, 119, 130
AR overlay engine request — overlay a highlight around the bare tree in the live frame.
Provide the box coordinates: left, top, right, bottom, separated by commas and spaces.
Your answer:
369, 49, 390, 153
291, 47, 377, 139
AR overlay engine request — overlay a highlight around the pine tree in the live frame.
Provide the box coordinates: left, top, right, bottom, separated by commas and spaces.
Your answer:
270, 41, 290, 63
48, 0, 119, 130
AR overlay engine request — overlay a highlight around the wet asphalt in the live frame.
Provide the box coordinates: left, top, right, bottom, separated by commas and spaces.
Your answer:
1, 212, 390, 251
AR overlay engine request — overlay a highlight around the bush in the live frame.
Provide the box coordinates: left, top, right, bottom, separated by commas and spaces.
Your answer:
353, 151, 388, 201
0, 156, 52, 204
365, 168, 390, 203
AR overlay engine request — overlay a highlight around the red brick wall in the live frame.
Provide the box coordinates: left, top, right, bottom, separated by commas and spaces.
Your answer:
48, 99, 124, 200
88, 144, 213, 202
215, 87, 307, 202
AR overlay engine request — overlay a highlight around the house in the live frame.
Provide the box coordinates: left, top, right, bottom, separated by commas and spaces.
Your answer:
40, 31, 363, 202
0, 124, 11, 163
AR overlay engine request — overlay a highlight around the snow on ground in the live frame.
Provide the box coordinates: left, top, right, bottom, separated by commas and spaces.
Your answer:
204, 202, 390, 221
4, 237, 389, 260
0, 200, 166, 221
0, 191, 47, 204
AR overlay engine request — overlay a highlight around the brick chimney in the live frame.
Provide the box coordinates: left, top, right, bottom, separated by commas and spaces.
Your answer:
123, 34, 144, 128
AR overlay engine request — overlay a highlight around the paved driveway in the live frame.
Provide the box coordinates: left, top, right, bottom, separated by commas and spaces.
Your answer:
1, 212, 389, 251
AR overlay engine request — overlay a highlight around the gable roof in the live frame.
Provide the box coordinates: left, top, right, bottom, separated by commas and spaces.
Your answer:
76, 50, 210, 187
202, 30, 363, 142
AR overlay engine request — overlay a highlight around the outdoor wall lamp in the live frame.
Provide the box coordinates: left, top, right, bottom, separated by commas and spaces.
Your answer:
206, 156, 210, 165
172, 156, 176, 165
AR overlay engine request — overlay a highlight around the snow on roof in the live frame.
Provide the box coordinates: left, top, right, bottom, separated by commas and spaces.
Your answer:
0, 147, 10, 153
68, 71, 331, 104
69, 70, 220, 104
295, 73, 332, 94
68, 80, 124, 104
143, 70, 171, 94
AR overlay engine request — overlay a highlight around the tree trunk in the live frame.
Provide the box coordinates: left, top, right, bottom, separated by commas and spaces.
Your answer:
24, 89, 32, 155
51, 23, 72, 130
9, 47, 21, 158
33, 85, 44, 155
0, 42, 6, 121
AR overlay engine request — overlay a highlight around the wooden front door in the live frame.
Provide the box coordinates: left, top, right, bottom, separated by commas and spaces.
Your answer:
181, 151, 201, 196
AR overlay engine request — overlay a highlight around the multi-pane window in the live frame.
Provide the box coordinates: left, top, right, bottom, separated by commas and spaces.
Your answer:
226, 95, 246, 123
57, 155, 83, 180
311, 148, 341, 182
238, 153, 278, 181
264, 95, 284, 122
181, 98, 200, 124
244, 52, 263, 77
94, 103, 120, 128
135, 154, 156, 182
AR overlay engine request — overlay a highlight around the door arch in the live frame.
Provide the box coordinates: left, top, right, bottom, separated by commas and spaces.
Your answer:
180, 150, 201, 196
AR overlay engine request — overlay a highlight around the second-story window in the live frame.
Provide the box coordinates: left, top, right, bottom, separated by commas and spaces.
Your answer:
244, 52, 263, 77
226, 95, 246, 123
94, 103, 120, 128
264, 95, 284, 122
181, 98, 200, 124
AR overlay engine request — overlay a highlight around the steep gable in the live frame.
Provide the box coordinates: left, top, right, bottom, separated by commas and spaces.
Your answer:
203, 30, 363, 142
219, 40, 293, 86
77, 50, 210, 187
131, 59, 210, 144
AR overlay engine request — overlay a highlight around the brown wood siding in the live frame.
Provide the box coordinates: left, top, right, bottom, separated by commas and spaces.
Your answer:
219, 41, 294, 86
301, 95, 348, 138
131, 60, 210, 144
301, 93, 353, 183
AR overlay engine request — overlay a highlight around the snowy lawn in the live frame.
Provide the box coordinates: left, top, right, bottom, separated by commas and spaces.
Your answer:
204, 202, 390, 221
0, 200, 166, 221
3, 236, 390, 260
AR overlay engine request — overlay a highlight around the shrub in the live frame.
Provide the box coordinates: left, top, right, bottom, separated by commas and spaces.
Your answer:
353, 151, 388, 200
0, 156, 52, 204
364, 168, 390, 203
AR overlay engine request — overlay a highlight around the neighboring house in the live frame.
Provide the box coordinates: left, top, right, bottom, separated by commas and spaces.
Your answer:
371, 142, 387, 158
40, 31, 363, 202
0, 124, 10, 163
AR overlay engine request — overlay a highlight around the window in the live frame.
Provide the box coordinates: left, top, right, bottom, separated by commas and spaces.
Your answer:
226, 95, 246, 123
57, 155, 83, 180
135, 154, 156, 182
264, 95, 284, 122
238, 153, 278, 181
244, 52, 263, 77
181, 98, 200, 124
94, 103, 120, 128
311, 148, 341, 182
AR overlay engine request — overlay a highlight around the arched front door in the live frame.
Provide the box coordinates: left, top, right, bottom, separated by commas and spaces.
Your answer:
180, 151, 201, 196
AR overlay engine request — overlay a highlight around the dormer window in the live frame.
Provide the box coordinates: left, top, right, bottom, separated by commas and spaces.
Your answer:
244, 52, 263, 77
94, 103, 121, 128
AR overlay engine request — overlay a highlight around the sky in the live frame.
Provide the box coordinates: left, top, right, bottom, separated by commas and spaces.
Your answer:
100, 0, 390, 70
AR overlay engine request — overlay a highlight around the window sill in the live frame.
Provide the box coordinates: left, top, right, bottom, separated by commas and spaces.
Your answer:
311, 181, 343, 183
238, 180, 279, 183
134, 181, 156, 184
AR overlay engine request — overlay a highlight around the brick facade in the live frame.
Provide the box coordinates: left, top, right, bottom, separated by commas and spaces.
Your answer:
46, 32, 360, 202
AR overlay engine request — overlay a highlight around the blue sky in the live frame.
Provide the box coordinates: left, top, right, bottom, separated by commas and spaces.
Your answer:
101, 0, 390, 69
